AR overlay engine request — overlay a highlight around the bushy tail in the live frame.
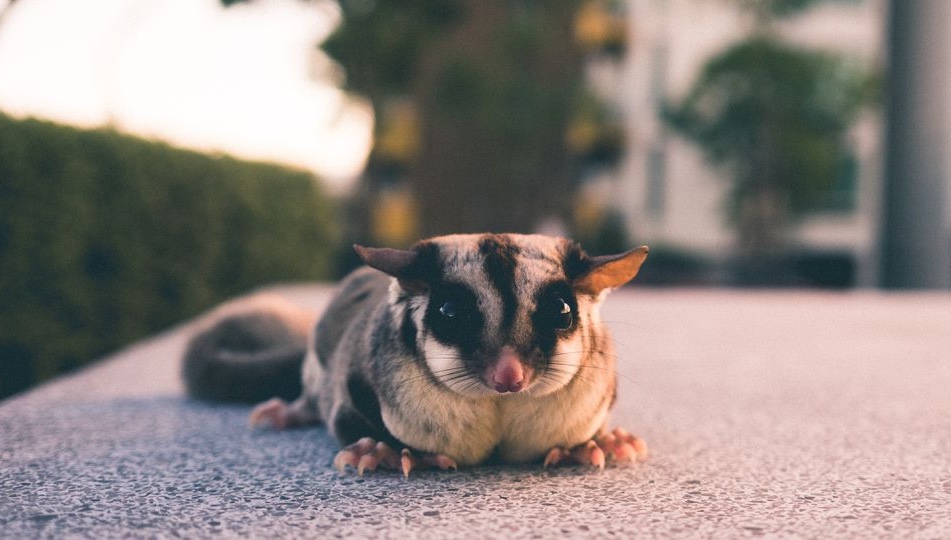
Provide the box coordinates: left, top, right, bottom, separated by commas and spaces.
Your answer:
182, 295, 317, 403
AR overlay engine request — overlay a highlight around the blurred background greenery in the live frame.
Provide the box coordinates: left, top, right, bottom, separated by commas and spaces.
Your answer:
0, 0, 896, 398
0, 113, 337, 398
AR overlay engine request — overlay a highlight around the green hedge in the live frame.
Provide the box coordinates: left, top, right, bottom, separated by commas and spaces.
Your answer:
0, 113, 339, 398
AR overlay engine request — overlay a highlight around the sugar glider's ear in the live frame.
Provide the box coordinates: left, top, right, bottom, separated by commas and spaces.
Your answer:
573, 246, 649, 296
354, 244, 429, 294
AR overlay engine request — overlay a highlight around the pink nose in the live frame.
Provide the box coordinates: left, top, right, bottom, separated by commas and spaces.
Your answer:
489, 347, 526, 393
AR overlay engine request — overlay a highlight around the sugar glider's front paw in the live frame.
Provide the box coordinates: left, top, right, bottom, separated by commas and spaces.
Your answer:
595, 426, 649, 463
543, 427, 648, 471
333, 437, 458, 479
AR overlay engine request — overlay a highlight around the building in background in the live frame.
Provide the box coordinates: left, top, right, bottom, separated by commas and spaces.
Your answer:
584, 0, 885, 286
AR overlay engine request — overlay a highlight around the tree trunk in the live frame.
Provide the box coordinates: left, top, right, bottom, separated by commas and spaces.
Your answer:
410, 1, 583, 236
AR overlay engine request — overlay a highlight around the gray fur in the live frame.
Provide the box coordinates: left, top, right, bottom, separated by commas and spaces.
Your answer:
183, 234, 648, 466
183, 311, 307, 403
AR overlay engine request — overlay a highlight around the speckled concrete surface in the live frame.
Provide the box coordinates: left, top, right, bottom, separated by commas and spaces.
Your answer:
2, 287, 950, 538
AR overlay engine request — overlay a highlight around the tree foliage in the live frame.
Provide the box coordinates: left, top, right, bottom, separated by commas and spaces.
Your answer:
664, 13, 875, 256
327, 0, 588, 237
321, 0, 463, 107
223, 0, 613, 240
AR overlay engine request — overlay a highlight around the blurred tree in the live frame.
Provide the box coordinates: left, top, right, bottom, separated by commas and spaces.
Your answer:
664, 5, 875, 258
222, 0, 626, 241
406, 2, 585, 236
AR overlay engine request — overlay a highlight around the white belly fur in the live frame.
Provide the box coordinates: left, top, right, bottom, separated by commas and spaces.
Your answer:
380, 362, 610, 466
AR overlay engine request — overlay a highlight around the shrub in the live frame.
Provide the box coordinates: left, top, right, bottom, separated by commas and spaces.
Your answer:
0, 113, 338, 398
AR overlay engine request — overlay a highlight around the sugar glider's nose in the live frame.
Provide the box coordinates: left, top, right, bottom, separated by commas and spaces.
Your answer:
487, 346, 530, 393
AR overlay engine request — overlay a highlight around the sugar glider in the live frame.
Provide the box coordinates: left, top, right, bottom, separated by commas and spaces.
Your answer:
183, 233, 649, 477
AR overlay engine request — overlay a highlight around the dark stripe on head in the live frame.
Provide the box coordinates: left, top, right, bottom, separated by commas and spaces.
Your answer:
479, 234, 519, 331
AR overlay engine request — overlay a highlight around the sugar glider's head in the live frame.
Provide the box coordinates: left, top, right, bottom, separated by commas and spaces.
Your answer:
355, 234, 648, 398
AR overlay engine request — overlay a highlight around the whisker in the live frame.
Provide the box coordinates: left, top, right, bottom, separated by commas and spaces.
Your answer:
600, 319, 648, 331
390, 366, 472, 393
544, 361, 641, 387
549, 349, 618, 358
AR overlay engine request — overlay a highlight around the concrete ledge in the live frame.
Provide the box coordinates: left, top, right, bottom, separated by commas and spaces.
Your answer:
2, 287, 950, 537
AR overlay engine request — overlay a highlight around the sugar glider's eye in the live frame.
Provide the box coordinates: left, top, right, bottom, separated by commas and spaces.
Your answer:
439, 301, 459, 319
427, 284, 483, 351
552, 297, 572, 330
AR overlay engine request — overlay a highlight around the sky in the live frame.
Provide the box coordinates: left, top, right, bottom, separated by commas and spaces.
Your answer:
0, 0, 372, 189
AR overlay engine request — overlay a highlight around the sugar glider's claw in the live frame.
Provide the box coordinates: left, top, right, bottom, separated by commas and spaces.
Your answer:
591, 444, 606, 471
429, 454, 458, 471
401, 449, 414, 479
400, 449, 458, 478
333, 437, 378, 473
570, 440, 605, 471
356, 454, 372, 476
543, 447, 569, 468
333, 451, 356, 474
356, 441, 399, 476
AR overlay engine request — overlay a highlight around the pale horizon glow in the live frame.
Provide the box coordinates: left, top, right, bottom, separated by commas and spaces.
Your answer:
0, 0, 372, 188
